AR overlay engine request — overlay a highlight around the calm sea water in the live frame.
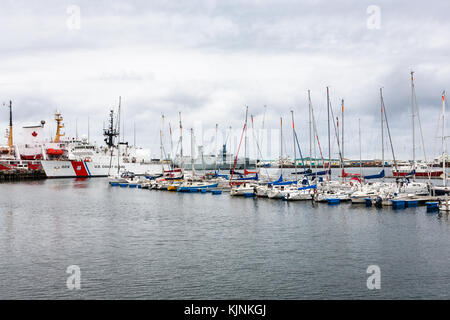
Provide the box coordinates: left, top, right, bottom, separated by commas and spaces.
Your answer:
1, 168, 450, 299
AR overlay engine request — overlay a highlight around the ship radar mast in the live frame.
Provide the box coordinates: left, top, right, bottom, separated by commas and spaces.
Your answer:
103, 109, 118, 148
53, 111, 65, 143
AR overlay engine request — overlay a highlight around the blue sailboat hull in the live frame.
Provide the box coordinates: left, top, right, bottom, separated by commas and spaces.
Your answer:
177, 183, 220, 192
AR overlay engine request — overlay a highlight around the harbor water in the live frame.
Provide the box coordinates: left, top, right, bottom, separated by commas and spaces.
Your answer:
1, 168, 450, 299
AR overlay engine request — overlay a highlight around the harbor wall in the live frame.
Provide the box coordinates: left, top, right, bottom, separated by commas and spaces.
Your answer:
0, 170, 46, 182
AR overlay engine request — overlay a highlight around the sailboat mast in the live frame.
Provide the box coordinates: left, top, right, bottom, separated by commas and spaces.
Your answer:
280, 117, 283, 171
380, 88, 385, 179
179, 112, 183, 170
327, 87, 331, 176
291, 110, 297, 181
230, 109, 249, 181
251, 114, 256, 165
412, 73, 430, 177
261, 105, 267, 159
442, 91, 446, 188
244, 106, 248, 172
201, 133, 205, 172
191, 128, 195, 174
381, 89, 399, 173
411, 71, 416, 179
311, 99, 318, 170
251, 115, 256, 166
359, 118, 362, 177
160, 115, 164, 174
308, 90, 312, 170
215, 123, 218, 171
117, 96, 121, 174
169, 122, 174, 169
116, 108, 120, 144
160, 129, 164, 174
341, 99, 344, 181
122, 109, 125, 143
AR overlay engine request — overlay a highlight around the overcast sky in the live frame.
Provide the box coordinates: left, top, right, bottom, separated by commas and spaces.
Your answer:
1, 0, 449, 160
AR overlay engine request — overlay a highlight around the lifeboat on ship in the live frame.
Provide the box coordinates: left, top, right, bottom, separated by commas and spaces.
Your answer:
20, 154, 42, 160
46, 148, 64, 156
0, 146, 10, 154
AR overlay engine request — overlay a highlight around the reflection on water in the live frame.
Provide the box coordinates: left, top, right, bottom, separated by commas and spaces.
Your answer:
73, 178, 89, 189
0, 170, 450, 299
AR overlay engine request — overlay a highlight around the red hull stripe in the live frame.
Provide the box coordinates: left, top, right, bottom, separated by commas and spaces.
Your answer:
393, 171, 443, 177
71, 161, 89, 177
0, 163, 11, 170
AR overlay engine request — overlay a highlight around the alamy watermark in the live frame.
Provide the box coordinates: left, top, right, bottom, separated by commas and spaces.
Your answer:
66, 265, 81, 290
367, 5, 381, 30
366, 265, 381, 290
66, 5, 81, 30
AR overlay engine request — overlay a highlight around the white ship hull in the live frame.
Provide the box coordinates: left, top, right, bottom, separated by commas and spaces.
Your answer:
41, 160, 161, 178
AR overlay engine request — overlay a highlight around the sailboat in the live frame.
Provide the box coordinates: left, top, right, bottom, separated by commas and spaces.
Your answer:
267, 116, 288, 199
392, 72, 443, 177
230, 107, 259, 196
350, 137, 386, 203
151, 115, 171, 190
282, 110, 316, 201
373, 86, 430, 207
265, 115, 300, 199
306, 90, 330, 179
176, 128, 219, 192
351, 95, 388, 203
166, 114, 185, 191
314, 90, 356, 202
433, 91, 450, 198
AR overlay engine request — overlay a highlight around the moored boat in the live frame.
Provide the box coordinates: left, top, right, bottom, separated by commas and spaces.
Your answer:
177, 181, 219, 192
